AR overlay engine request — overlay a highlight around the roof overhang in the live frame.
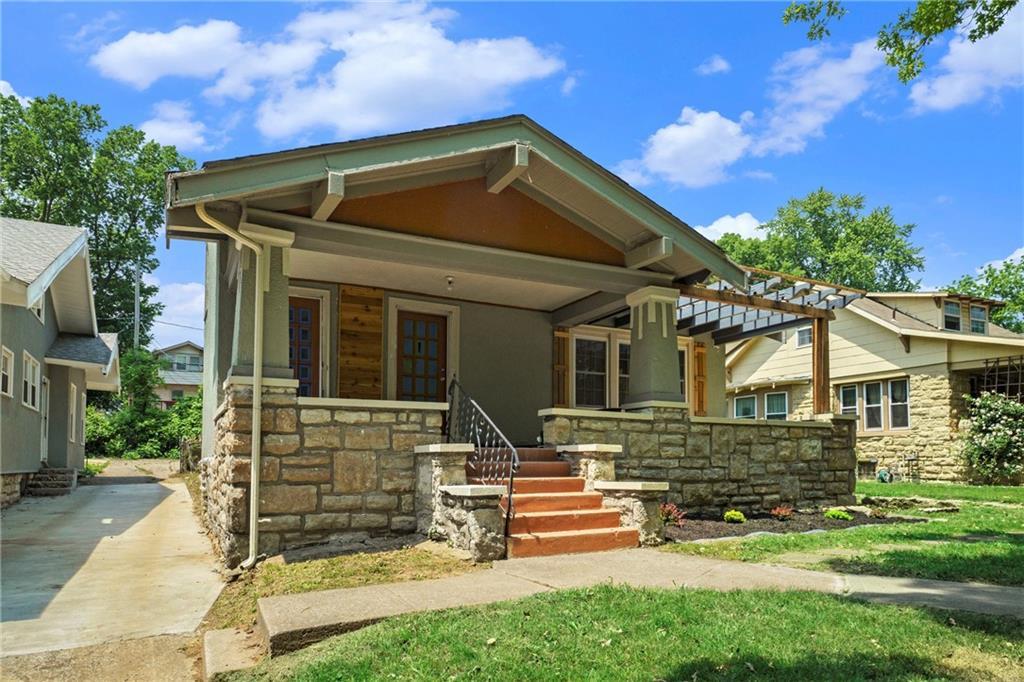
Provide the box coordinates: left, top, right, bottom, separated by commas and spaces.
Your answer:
165, 115, 747, 288
45, 333, 120, 392
847, 304, 1024, 347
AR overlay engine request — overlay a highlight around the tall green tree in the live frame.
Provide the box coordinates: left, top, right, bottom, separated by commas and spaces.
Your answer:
0, 93, 194, 346
949, 256, 1024, 332
717, 188, 925, 291
783, 0, 1019, 82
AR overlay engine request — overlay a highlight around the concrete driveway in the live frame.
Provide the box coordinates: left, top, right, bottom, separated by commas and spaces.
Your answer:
1, 461, 223, 657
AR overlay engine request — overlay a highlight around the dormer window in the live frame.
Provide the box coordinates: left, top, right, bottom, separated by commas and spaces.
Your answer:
970, 305, 987, 334
943, 300, 961, 331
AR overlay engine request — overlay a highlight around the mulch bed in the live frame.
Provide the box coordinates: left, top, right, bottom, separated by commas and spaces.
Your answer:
664, 510, 925, 543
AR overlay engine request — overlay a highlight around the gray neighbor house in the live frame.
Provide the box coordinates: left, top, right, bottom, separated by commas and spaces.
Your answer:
166, 115, 864, 565
0, 216, 120, 508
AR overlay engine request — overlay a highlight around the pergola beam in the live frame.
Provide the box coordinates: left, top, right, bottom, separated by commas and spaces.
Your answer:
486, 144, 529, 193
676, 283, 835, 320
312, 171, 345, 221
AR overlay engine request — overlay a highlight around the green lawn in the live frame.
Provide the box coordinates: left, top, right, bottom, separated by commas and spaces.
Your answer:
857, 481, 1024, 505
229, 586, 1023, 681
664, 503, 1024, 586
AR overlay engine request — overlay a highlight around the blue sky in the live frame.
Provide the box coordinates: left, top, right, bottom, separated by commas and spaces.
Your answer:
2, 2, 1022, 348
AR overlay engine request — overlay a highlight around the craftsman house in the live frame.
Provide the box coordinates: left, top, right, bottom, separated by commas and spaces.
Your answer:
165, 116, 860, 565
154, 341, 203, 408
0, 216, 120, 507
726, 292, 1024, 481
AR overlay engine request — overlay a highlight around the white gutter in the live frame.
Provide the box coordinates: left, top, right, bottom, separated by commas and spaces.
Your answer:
195, 203, 266, 570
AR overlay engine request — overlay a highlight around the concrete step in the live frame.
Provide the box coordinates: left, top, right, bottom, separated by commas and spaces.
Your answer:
508, 509, 621, 534
507, 527, 640, 558
203, 628, 264, 681
503, 492, 603, 513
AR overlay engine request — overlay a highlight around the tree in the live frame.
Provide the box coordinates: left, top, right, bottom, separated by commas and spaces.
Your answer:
717, 188, 924, 291
0, 93, 194, 346
783, 0, 1019, 82
948, 256, 1024, 332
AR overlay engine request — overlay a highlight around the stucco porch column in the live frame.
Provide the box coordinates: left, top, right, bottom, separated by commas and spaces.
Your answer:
624, 286, 684, 405
229, 226, 295, 380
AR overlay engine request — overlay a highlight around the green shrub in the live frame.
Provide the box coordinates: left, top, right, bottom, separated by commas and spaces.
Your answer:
84, 405, 115, 458
723, 509, 746, 524
824, 508, 853, 521
962, 392, 1024, 484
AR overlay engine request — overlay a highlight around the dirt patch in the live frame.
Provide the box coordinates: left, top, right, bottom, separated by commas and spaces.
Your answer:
0, 634, 195, 681
665, 510, 924, 542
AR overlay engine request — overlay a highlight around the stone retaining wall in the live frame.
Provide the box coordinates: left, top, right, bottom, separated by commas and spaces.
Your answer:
542, 407, 856, 517
1, 473, 25, 509
203, 384, 445, 566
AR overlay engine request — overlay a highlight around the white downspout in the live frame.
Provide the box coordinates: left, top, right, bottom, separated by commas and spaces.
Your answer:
195, 203, 265, 569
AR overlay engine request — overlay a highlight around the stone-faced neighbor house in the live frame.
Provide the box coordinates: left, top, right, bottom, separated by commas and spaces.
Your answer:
154, 340, 204, 408
726, 292, 1024, 482
0, 216, 120, 507
164, 116, 861, 565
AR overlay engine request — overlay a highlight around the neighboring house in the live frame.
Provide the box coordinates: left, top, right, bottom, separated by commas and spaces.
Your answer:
726, 292, 1024, 481
0, 216, 120, 507
154, 341, 203, 407
164, 115, 860, 564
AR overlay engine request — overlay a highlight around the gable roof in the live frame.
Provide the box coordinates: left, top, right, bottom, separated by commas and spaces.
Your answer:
847, 297, 1024, 346
159, 369, 203, 386
155, 340, 203, 355
166, 115, 747, 288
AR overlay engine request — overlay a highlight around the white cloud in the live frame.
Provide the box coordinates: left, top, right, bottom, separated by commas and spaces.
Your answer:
910, 6, 1023, 112
753, 38, 885, 155
91, 4, 562, 140
149, 277, 205, 349
68, 10, 122, 52
982, 246, 1024, 270
141, 100, 208, 151
0, 80, 30, 105
616, 107, 753, 189
695, 54, 731, 76
560, 75, 578, 96
693, 212, 763, 241
256, 4, 563, 139
744, 169, 776, 181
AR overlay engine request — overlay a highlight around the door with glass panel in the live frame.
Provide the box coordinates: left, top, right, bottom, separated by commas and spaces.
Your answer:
396, 311, 447, 402
288, 297, 321, 397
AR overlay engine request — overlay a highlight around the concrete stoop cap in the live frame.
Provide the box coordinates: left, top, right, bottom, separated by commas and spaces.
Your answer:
203, 627, 264, 681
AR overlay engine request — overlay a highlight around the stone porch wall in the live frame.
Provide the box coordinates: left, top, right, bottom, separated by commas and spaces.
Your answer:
542, 407, 856, 517
855, 368, 966, 482
1, 473, 26, 509
202, 384, 445, 566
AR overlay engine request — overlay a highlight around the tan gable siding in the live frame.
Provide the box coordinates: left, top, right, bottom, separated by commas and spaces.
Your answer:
949, 340, 1024, 365
875, 296, 939, 324
729, 308, 948, 386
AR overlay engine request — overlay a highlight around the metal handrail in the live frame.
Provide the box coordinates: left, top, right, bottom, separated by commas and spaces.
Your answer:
445, 378, 520, 535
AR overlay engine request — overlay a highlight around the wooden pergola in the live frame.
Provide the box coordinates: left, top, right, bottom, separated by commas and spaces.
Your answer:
674, 269, 863, 414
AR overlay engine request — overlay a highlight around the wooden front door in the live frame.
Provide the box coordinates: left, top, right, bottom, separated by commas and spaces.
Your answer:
396, 311, 447, 402
289, 297, 320, 397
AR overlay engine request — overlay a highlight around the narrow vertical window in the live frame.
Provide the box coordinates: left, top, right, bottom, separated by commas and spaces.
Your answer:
69, 383, 78, 443
574, 338, 607, 409
678, 349, 687, 402
22, 352, 40, 410
839, 384, 858, 416
889, 379, 910, 429
864, 382, 883, 430
734, 395, 756, 419
943, 301, 961, 331
765, 392, 788, 420
617, 342, 630, 407
0, 347, 12, 398
970, 305, 987, 334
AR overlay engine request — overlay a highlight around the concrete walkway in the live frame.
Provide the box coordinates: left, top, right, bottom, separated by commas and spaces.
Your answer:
258, 548, 1024, 654
1, 464, 223, 657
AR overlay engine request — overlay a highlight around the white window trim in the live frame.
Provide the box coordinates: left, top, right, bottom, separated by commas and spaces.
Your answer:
29, 295, 44, 324
570, 331, 611, 409
839, 384, 858, 416
969, 305, 987, 334
863, 381, 884, 431
795, 325, 812, 348
764, 391, 788, 420
942, 300, 962, 332
22, 351, 40, 411
385, 296, 460, 402
888, 378, 911, 430
290, 286, 332, 398
0, 346, 13, 398
69, 383, 77, 443
734, 394, 757, 419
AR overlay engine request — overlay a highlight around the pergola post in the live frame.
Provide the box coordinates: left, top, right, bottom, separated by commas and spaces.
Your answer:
812, 317, 831, 413
624, 286, 685, 405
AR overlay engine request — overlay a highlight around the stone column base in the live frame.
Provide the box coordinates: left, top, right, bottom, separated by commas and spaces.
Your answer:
436, 485, 506, 562
595, 480, 669, 546
414, 444, 474, 536
557, 444, 621, 490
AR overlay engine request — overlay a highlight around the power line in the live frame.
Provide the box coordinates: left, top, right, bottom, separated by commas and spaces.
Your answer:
97, 316, 204, 331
